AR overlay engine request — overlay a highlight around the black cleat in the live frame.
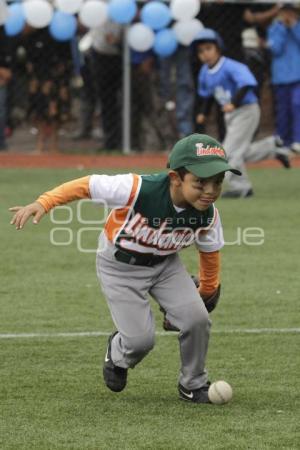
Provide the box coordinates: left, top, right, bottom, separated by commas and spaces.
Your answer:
274, 137, 291, 168
275, 152, 291, 169
178, 382, 211, 404
103, 332, 128, 392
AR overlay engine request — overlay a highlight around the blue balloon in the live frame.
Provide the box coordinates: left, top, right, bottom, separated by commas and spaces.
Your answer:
49, 11, 77, 42
154, 29, 178, 57
4, 3, 25, 37
108, 0, 137, 24
141, 1, 171, 31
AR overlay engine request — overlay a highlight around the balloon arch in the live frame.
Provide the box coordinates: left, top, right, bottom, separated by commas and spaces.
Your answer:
3, 0, 203, 57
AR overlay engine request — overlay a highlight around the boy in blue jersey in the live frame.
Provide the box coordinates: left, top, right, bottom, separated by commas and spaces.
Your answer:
194, 28, 290, 198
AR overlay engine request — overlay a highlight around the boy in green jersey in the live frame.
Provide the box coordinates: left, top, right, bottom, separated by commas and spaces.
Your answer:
10, 134, 241, 404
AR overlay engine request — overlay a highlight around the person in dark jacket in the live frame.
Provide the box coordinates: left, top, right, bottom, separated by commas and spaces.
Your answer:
0, 25, 12, 150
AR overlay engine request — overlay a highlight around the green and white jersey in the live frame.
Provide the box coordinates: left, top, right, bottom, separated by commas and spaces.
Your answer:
89, 173, 224, 255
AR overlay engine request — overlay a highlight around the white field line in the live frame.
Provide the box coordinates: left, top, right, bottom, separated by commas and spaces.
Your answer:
0, 328, 300, 339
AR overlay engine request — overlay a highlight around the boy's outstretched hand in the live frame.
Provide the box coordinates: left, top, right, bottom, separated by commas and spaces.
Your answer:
9, 202, 46, 230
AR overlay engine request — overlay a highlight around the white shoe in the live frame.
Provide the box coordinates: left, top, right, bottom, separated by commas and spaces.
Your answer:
291, 143, 300, 155
274, 136, 290, 155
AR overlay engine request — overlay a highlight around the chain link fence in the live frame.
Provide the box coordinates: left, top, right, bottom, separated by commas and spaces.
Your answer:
1, 1, 299, 153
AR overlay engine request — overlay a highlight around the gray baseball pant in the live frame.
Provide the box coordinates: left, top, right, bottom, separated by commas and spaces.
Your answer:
223, 103, 278, 192
96, 233, 210, 390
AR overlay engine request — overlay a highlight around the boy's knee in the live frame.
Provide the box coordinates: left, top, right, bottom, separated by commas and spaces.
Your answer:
181, 303, 210, 331
126, 331, 155, 356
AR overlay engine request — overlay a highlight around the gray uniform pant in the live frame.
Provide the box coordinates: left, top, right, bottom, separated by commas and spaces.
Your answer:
223, 103, 277, 192
96, 233, 210, 390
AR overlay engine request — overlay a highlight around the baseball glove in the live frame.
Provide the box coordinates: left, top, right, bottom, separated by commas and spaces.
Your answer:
161, 276, 221, 331
161, 313, 180, 332
201, 284, 221, 313
187, 275, 221, 312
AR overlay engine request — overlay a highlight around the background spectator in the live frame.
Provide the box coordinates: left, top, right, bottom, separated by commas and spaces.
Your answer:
242, 3, 282, 96
158, 45, 195, 140
72, 32, 98, 141
130, 49, 164, 151
90, 22, 122, 150
24, 28, 72, 153
267, 4, 300, 154
6, 39, 28, 137
0, 24, 12, 150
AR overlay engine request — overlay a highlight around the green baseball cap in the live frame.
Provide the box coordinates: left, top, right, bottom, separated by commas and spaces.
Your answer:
168, 134, 242, 178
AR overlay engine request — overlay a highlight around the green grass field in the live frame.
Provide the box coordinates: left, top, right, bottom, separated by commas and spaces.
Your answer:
1, 167, 300, 450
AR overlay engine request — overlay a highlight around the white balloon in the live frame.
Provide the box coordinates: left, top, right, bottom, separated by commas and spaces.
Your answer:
128, 23, 155, 52
24, 0, 53, 29
55, 0, 83, 15
173, 19, 203, 46
79, 0, 108, 29
170, 0, 200, 22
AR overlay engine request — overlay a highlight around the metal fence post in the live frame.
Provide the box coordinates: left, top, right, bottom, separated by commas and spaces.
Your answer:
122, 25, 131, 155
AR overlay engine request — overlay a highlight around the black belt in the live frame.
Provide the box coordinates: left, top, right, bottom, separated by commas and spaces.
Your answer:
114, 249, 168, 267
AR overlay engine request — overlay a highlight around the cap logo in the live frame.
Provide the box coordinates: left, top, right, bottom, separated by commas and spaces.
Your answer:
195, 143, 225, 157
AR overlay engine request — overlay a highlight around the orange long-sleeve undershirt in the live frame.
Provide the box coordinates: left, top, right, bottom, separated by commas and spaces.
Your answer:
36, 176, 91, 213
199, 250, 221, 296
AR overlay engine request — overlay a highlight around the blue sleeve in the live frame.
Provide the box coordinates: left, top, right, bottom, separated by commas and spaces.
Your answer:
197, 67, 210, 98
227, 61, 257, 89
290, 21, 300, 47
267, 21, 288, 56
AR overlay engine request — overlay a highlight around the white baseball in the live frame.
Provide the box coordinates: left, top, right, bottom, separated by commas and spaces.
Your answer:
208, 380, 233, 405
